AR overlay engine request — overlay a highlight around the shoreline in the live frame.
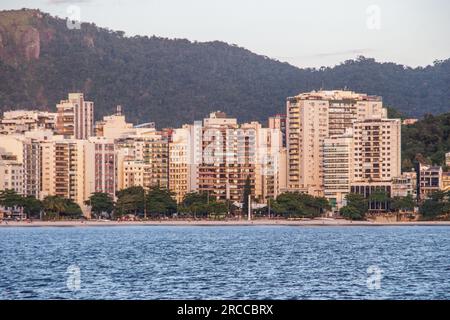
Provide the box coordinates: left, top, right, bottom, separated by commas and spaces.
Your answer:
1, 219, 450, 228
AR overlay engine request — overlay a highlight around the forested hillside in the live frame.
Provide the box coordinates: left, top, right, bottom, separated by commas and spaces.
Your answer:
1, 9, 449, 128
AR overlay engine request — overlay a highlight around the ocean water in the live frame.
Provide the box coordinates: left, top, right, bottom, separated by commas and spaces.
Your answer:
0, 226, 449, 300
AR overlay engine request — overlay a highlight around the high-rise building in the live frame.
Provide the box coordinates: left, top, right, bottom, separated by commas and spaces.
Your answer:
194, 112, 283, 203
268, 114, 286, 147
287, 90, 387, 196
351, 118, 401, 183
40, 138, 90, 210
86, 137, 117, 199
22, 139, 41, 198
350, 118, 401, 211
56, 93, 94, 139
116, 131, 169, 191
323, 132, 354, 211
169, 126, 195, 203
197, 112, 261, 202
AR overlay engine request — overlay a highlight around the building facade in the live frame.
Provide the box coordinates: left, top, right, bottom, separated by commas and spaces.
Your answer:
56, 93, 94, 139
286, 90, 387, 197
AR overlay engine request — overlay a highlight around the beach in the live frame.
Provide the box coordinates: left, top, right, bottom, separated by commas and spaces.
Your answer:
1, 219, 450, 227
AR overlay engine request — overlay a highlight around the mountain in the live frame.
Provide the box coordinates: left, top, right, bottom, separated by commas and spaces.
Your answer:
0, 9, 449, 128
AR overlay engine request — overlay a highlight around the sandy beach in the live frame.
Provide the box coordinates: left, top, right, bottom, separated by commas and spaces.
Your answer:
1, 219, 450, 227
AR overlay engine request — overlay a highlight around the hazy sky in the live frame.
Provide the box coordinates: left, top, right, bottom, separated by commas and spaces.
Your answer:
2, 0, 449, 68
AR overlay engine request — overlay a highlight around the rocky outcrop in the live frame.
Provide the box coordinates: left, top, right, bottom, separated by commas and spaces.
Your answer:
21, 26, 40, 61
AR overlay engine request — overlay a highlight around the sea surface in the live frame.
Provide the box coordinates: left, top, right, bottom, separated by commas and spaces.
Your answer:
0, 226, 449, 300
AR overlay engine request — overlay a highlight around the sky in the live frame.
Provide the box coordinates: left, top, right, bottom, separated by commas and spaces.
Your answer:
1, 0, 449, 68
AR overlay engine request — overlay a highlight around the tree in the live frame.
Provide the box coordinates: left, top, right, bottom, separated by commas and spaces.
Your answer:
340, 205, 362, 221
42, 195, 67, 219
242, 176, 252, 216
22, 196, 43, 219
86, 192, 114, 219
145, 186, 177, 217
62, 199, 83, 218
207, 201, 228, 220
391, 195, 415, 213
419, 191, 450, 220
340, 193, 368, 220
271, 192, 330, 218
0, 189, 23, 209
115, 186, 145, 216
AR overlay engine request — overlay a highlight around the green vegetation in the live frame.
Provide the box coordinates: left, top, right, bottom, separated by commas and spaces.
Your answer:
402, 113, 450, 171
42, 195, 82, 219
85, 192, 115, 219
0, 9, 449, 128
271, 192, 331, 218
115, 186, 145, 216
145, 186, 177, 217
340, 193, 368, 220
0, 189, 43, 219
178, 191, 230, 219
419, 191, 450, 220
390, 195, 415, 213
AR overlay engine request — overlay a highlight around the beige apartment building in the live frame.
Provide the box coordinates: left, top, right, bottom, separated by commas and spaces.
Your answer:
116, 131, 169, 191
95, 105, 136, 139
350, 118, 401, 211
287, 90, 387, 197
56, 93, 94, 139
0, 154, 23, 195
323, 132, 354, 211
169, 126, 196, 203
195, 112, 283, 204
40, 138, 90, 209
0, 110, 57, 135
86, 137, 117, 199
